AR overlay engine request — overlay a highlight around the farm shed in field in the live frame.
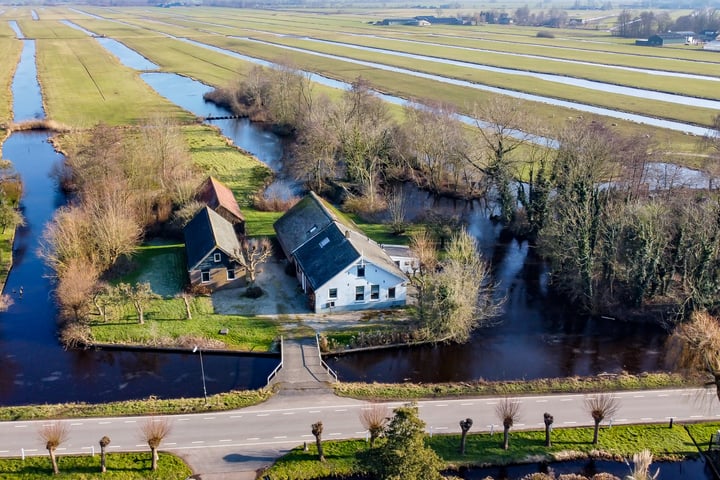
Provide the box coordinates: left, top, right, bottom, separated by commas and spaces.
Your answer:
196, 176, 245, 235
184, 207, 244, 291
638, 33, 689, 46
274, 192, 410, 313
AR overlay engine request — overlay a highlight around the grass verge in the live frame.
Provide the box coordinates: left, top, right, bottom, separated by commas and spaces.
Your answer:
0, 388, 273, 421
333, 372, 695, 400
0, 452, 191, 479
263, 422, 699, 479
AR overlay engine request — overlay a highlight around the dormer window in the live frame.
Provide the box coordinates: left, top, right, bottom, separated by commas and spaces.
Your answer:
213, 253, 221, 262
308, 225, 318, 234
357, 265, 365, 277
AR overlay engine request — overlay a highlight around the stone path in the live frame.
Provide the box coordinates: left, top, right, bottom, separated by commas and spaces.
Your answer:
270, 337, 336, 393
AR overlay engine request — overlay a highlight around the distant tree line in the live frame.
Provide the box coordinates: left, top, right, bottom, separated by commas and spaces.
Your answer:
210, 63, 720, 324
614, 7, 719, 38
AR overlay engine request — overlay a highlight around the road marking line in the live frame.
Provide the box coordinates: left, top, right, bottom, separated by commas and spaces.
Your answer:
301, 434, 313, 438
165, 443, 177, 446
247, 437, 260, 440
434, 427, 448, 430
192, 441, 204, 444
691, 415, 703, 418
178, 419, 189, 422
59, 448, 69, 451
203, 417, 216, 420
515, 424, 525, 427
230, 415, 242, 419
109, 446, 121, 449
219, 439, 232, 443
14, 425, 27, 428
633, 395, 645, 398
563, 421, 577, 425
124, 420, 137, 424
435, 404, 448, 407
24, 449, 37, 452
617, 419, 628, 422
282, 412, 295, 415
257, 413, 270, 417
0, 450, 8, 453
460, 403, 473, 406
309, 410, 321, 413
560, 399, 573, 402
355, 431, 366, 434
274, 436, 287, 439
641, 417, 653, 421
135, 444, 145, 447
70, 423, 83, 426
658, 394, 669, 397
334, 409, 347, 412
536, 400, 548, 403
99, 421, 112, 425
329, 433, 341, 436
485, 401, 498, 405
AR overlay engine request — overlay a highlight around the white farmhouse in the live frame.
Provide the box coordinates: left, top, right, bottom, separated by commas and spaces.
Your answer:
274, 192, 409, 313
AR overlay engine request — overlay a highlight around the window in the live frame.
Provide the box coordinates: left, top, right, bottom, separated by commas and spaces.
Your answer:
357, 265, 365, 277
371, 285, 379, 300
388, 287, 396, 299
213, 253, 221, 263
355, 286, 364, 301
201, 271, 210, 283
227, 268, 236, 280
329, 288, 337, 299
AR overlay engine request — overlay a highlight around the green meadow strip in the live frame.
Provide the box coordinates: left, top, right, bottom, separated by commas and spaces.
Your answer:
0, 37, 21, 124
35, 34, 188, 126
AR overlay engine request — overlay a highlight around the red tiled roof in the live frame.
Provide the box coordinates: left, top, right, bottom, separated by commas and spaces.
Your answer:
197, 177, 245, 222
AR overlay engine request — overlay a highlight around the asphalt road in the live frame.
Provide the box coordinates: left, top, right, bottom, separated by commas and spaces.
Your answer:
0, 388, 716, 479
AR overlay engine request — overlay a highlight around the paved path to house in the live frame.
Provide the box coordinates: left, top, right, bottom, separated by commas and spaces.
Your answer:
270, 337, 336, 393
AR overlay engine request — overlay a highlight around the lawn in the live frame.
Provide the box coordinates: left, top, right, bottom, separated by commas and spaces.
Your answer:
122, 242, 186, 297
88, 295, 280, 352
0, 452, 191, 479
0, 37, 22, 124
263, 422, 701, 479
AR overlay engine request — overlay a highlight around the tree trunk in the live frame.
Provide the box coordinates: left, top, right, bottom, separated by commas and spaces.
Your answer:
592, 419, 601, 445
545, 424, 552, 447
503, 427, 510, 450
138, 306, 144, 325
460, 431, 468, 455
49, 448, 59, 475
151, 446, 158, 470
183, 295, 192, 320
100, 446, 107, 473
315, 436, 325, 462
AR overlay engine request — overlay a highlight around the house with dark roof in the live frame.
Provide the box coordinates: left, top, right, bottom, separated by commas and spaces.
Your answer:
274, 192, 410, 313
196, 176, 245, 235
184, 206, 245, 290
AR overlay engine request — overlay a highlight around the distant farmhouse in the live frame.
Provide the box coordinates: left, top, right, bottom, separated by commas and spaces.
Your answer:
274, 192, 414, 313
184, 177, 246, 291
635, 32, 694, 46
377, 16, 468, 26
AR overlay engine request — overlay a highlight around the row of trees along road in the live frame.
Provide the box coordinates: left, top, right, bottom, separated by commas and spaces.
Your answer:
212, 64, 720, 325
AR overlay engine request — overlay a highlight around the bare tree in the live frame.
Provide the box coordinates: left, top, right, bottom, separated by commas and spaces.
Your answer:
39, 422, 69, 475
543, 412, 554, 447
671, 311, 720, 402
459, 418, 473, 455
99, 435, 110, 473
55, 258, 99, 322
359, 404, 389, 448
140, 417, 172, 471
232, 237, 273, 287
117, 282, 160, 325
311, 421, 325, 462
585, 394, 620, 445
495, 398, 521, 450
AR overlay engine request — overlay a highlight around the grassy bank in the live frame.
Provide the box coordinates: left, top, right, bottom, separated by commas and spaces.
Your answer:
0, 388, 272, 421
334, 372, 695, 400
264, 422, 699, 479
0, 452, 191, 479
